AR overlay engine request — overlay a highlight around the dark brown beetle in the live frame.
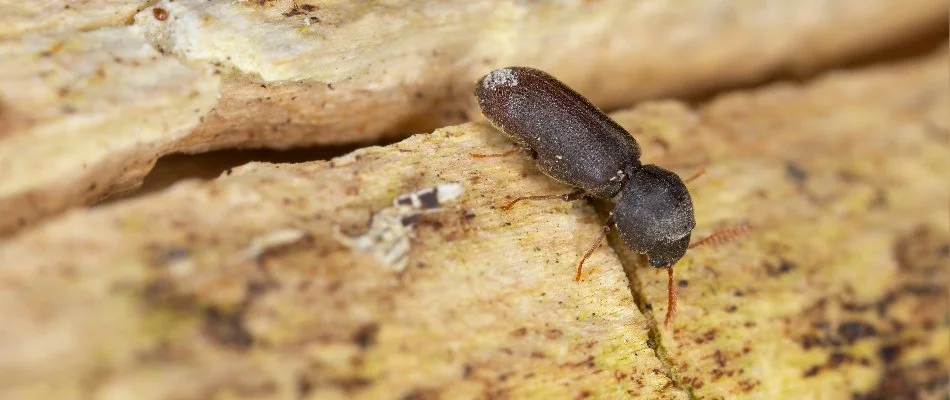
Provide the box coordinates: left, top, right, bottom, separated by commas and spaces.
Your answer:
475, 67, 696, 325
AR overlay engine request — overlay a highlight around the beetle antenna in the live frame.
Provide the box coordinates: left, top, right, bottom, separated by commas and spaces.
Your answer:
575, 214, 614, 281
664, 267, 676, 327
684, 166, 706, 184
688, 223, 753, 249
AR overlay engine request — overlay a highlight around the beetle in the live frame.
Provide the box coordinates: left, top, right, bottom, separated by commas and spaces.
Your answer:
474, 67, 696, 325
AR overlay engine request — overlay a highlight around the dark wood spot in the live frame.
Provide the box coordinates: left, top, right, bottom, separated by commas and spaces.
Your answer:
153, 7, 168, 21
828, 351, 851, 367
800, 334, 824, 350
159, 247, 190, 264
893, 225, 949, 274
462, 364, 473, 378
852, 357, 949, 399
694, 329, 717, 344
785, 161, 808, 184
400, 388, 439, 400
838, 321, 877, 344
766, 259, 796, 276
296, 376, 313, 398
877, 344, 901, 363
282, 5, 304, 16
867, 189, 888, 209
203, 307, 253, 349
353, 323, 379, 349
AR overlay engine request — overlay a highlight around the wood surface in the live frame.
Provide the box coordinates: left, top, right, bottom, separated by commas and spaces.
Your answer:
1, 0, 946, 234
0, 48, 946, 399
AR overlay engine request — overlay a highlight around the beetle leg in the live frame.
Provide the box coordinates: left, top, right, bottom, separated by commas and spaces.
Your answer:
470, 148, 521, 158
575, 213, 614, 281
501, 188, 585, 210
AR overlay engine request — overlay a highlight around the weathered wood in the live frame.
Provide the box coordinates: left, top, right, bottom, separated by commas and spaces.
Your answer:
1, 1, 946, 235
632, 51, 950, 399
0, 27, 220, 236
0, 48, 945, 399
0, 122, 683, 399
0, 1, 146, 38
135, 0, 948, 151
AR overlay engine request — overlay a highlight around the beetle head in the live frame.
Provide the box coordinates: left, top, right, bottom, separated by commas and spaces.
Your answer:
612, 165, 696, 268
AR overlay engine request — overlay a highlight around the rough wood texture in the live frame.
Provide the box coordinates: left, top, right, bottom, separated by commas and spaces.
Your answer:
0, 1, 146, 38
135, 0, 948, 151
0, 118, 684, 400
1, 0, 945, 237
0, 49, 946, 399
624, 50, 950, 399
0, 27, 220, 235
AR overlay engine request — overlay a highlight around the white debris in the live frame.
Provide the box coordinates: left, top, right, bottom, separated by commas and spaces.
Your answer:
244, 228, 307, 259
335, 183, 464, 271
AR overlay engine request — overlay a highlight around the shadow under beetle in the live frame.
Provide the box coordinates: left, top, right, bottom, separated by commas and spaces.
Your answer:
474, 67, 696, 325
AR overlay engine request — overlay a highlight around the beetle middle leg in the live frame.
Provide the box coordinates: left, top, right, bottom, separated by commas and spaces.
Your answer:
575, 213, 614, 281
501, 188, 586, 211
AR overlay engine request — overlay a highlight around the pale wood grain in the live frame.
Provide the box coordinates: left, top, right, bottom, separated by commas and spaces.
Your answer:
0, 49, 945, 399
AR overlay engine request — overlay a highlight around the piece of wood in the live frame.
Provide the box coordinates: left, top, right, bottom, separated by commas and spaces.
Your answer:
1, 0, 945, 236
0, 48, 945, 398
630, 51, 950, 398
0, 27, 220, 235
135, 0, 948, 151
0, 120, 683, 399
0, 1, 145, 39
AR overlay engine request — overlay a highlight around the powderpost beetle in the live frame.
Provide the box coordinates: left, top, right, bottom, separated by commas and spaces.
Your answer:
475, 67, 696, 325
